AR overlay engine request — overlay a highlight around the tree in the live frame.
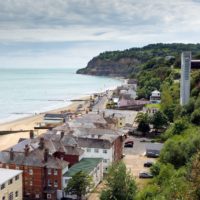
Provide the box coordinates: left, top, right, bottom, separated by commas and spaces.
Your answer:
151, 111, 168, 131
172, 118, 189, 135
135, 112, 150, 134
65, 171, 93, 200
191, 108, 200, 125
188, 152, 200, 199
100, 162, 137, 200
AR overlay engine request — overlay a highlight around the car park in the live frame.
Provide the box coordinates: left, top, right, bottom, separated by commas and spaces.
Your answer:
139, 172, 153, 178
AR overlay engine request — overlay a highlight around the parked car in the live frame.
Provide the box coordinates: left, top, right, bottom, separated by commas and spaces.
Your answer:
139, 172, 153, 178
146, 152, 159, 158
124, 140, 134, 148
144, 161, 154, 167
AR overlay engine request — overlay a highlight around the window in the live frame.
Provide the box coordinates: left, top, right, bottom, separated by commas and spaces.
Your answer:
48, 180, 52, 187
54, 169, 58, 175
103, 159, 107, 163
9, 192, 13, 200
86, 148, 91, 152
47, 194, 51, 199
103, 149, 107, 154
48, 169, 51, 175
15, 191, 18, 197
2, 196, 5, 200
35, 194, 40, 199
30, 181, 33, 186
94, 148, 99, 153
8, 179, 13, 185
29, 169, 33, 175
15, 175, 19, 181
54, 180, 58, 187
1, 184, 5, 190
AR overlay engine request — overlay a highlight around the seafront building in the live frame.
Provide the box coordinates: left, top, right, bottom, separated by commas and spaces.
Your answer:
0, 168, 23, 200
0, 112, 125, 200
180, 51, 191, 105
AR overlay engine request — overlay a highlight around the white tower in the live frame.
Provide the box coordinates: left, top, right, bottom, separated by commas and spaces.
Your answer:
180, 51, 191, 105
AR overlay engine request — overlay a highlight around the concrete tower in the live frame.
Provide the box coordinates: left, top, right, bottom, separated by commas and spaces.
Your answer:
180, 51, 191, 105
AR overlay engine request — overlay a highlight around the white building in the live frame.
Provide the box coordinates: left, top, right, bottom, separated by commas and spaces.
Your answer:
0, 168, 23, 200
150, 90, 161, 104
63, 158, 103, 198
180, 51, 191, 105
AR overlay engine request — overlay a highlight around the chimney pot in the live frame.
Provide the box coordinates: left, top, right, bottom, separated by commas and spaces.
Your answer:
44, 148, 49, 162
30, 130, 34, 139
10, 148, 14, 161
60, 131, 64, 139
39, 137, 45, 149
24, 145, 30, 156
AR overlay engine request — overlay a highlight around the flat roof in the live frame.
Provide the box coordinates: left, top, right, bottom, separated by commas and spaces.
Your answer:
64, 158, 102, 177
0, 168, 22, 185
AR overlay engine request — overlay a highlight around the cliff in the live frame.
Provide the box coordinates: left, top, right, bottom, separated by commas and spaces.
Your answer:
76, 43, 200, 78
77, 57, 140, 77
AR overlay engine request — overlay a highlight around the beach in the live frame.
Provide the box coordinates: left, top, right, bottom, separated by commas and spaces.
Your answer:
0, 98, 89, 151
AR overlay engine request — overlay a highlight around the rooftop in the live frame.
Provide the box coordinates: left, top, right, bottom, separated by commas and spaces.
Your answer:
0, 168, 22, 185
64, 158, 102, 177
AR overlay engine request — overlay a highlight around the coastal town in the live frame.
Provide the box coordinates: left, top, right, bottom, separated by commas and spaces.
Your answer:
0, 75, 165, 200
0, 49, 200, 200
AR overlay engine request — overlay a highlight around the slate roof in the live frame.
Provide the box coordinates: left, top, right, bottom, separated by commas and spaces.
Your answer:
76, 137, 112, 149
0, 149, 69, 169
64, 158, 102, 177
44, 113, 69, 119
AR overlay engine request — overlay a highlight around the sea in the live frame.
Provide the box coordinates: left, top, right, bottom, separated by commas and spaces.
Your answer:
0, 68, 123, 123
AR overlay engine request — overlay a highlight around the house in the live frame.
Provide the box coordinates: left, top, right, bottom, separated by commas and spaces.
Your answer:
150, 90, 161, 104
0, 136, 70, 200
118, 96, 149, 111
35, 113, 72, 129
63, 158, 103, 198
72, 128, 125, 172
0, 168, 23, 200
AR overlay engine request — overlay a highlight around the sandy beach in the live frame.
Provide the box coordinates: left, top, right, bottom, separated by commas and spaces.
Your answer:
0, 97, 90, 151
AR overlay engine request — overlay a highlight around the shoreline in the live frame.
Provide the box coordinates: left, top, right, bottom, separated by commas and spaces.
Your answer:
0, 96, 90, 151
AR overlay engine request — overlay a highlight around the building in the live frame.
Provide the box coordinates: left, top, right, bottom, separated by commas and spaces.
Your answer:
180, 51, 191, 105
63, 158, 103, 198
35, 113, 72, 129
0, 168, 23, 200
72, 128, 125, 171
0, 138, 69, 200
150, 90, 161, 104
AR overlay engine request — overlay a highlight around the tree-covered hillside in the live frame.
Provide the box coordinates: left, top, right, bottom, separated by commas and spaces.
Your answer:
77, 43, 200, 77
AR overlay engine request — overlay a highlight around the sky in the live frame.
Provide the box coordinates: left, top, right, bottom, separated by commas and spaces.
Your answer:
0, 0, 200, 68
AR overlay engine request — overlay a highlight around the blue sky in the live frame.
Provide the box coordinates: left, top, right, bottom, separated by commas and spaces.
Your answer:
0, 0, 200, 68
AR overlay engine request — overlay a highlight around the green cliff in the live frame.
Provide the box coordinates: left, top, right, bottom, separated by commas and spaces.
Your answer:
76, 43, 200, 78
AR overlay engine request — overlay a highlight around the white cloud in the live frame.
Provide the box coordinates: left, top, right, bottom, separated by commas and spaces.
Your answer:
0, 0, 200, 68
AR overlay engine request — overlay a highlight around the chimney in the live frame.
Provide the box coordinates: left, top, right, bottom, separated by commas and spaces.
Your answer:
44, 148, 49, 162
29, 130, 34, 139
39, 137, 45, 149
24, 145, 30, 156
10, 148, 14, 161
60, 131, 64, 140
